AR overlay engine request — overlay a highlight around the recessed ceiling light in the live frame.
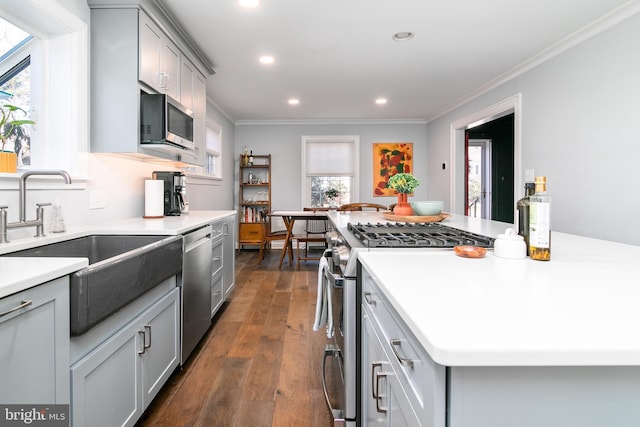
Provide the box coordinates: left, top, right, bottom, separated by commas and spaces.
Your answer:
392, 31, 414, 42
238, 0, 260, 8
259, 55, 274, 64
375, 98, 387, 105
288, 98, 300, 105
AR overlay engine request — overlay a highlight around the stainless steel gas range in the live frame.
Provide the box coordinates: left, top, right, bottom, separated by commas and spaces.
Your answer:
317, 213, 496, 426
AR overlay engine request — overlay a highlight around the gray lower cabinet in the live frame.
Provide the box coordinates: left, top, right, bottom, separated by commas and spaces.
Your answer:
0, 277, 70, 404
210, 215, 236, 318
361, 269, 446, 427
362, 268, 640, 427
70, 287, 179, 427
222, 215, 236, 297
363, 313, 420, 427
211, 219, 224, 318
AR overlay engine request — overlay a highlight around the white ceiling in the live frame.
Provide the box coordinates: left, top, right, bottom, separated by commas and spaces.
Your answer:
158, 0, 632, 122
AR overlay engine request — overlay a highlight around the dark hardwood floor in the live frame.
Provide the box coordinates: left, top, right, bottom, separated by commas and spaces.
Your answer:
135, 248, 333, 427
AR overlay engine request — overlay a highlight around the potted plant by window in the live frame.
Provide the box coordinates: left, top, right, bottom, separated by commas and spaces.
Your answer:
387, 173, 420, 216
0, 104, 35, 173
325, 188, 340, 208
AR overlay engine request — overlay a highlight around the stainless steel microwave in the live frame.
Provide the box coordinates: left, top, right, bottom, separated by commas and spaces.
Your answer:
140, 93, 195, 151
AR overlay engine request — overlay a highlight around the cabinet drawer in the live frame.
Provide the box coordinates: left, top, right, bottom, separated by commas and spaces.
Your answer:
239, 223, 263, 243
362, 271, 446, 426
210, 220, 224, 241
212, 238, 223, 276
211, 270, 224, 318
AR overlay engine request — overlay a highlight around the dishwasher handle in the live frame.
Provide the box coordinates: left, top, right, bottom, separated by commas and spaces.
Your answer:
184, 225, 212, 251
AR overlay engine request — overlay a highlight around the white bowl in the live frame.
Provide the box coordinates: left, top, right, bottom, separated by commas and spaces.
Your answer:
411, 201, 444, 216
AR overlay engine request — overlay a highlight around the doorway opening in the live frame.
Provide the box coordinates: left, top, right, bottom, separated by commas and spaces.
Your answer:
466, 138, 492, 219
449, 94, 522, 222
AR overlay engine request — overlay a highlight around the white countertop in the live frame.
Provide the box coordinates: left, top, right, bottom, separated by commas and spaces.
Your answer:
358, 231, 640, 367
0, 210, 235, 297
0, 257, 89, 298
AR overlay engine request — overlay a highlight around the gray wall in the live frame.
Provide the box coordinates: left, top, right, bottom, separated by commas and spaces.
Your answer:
426, 12, 640, 245
186, 102, 236, 211
234, 122, 428, 211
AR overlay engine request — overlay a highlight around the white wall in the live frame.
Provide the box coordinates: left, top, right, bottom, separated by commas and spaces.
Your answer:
426, 11, 640, 245
234, 122, 428, 211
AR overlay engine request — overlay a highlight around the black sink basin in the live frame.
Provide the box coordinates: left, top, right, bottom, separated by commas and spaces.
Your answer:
4, 235, 183, 335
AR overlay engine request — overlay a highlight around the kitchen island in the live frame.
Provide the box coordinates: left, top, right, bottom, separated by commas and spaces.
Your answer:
358, 226, 640, 426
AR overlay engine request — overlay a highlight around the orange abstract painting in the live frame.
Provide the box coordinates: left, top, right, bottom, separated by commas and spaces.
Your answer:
373, 142, 413, 196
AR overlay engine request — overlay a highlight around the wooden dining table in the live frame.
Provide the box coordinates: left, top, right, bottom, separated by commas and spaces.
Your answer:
270, 209, 331, 269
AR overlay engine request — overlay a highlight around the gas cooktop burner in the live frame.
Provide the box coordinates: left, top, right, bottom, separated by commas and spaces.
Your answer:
347, 222, 494, 248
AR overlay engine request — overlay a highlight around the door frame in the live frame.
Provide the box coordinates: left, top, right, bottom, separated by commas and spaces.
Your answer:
467, 138, 493, 219
449, 93, 522, 217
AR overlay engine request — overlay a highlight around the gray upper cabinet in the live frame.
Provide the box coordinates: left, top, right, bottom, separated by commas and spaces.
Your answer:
89, 4, 207, 166
139, 11, 181, 101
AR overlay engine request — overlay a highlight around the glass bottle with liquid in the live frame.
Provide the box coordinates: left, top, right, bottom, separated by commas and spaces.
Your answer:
248, 150, 254, 166
529, 176, 551, 261
242, 146, 249, 166
517, 182, 535, 255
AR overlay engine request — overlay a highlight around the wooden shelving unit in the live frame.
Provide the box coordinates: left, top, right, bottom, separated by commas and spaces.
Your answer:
238, 154, 271, 249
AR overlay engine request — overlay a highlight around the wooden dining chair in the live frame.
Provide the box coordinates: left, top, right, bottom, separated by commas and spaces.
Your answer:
258, 209, 288, 264
294, 207, 329, 269
338, 202, 388, 211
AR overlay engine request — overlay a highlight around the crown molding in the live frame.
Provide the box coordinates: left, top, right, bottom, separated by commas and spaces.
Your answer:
234, 118, 427, 126
427, 0, 640, 123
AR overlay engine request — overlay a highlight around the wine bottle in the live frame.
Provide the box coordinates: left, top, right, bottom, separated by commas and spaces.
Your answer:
516, 182, 535, 255
249, 150, 254, 166
529, 176, 551, 261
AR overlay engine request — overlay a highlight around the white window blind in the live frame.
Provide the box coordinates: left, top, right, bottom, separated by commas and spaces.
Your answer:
306, 140, 355, 175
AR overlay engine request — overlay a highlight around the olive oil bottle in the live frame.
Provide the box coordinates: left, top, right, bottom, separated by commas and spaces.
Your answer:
529, 176, 551, 261
517, 181, 535, 255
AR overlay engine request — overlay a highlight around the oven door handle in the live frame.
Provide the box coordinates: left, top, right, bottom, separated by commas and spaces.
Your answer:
324, 267, 344, 288
321, 344, 346, 426
323, 250, 345, 288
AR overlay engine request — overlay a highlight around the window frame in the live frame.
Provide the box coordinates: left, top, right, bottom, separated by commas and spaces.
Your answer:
205, 119, 222, 179
0, 1, 89, 178
301, 135, 360, 207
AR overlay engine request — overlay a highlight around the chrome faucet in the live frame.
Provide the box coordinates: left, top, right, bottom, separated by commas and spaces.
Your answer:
0, 170, 72, 243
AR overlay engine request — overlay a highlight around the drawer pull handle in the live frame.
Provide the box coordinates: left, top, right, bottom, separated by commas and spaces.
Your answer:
390, 338, 414, 368
375, 372, 388, 413
138, 330, 146, 355
363, 291, 376, 306
0, 299, 32, 318
144, 324, 151, 349
371, 362, 383, 398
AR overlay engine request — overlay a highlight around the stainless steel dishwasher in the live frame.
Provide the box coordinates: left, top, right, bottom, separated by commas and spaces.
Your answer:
181, 225, 212, 364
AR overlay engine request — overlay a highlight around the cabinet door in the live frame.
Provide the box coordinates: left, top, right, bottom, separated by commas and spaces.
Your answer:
180, 58, 194, 109
223, 216, 236, 297
160, 41, 181, 100
138, 10, 180, 100
71, 319, 141, 427
141, 288, 180, 408
139, 11, 162, 91
191, 71, 207, 166
363, 313, 390, 427
0, 277, 69, 404
363, 313, 421, 427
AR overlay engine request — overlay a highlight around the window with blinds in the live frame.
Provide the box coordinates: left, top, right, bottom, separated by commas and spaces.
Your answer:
302, 135, 360, 208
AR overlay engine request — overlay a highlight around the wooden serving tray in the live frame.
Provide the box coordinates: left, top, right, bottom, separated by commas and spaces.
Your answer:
383, 212, 450, 223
